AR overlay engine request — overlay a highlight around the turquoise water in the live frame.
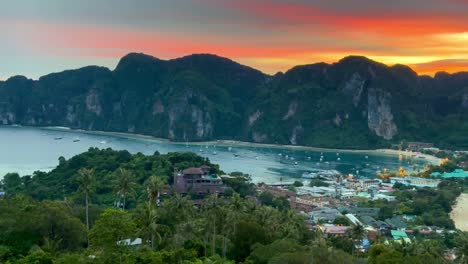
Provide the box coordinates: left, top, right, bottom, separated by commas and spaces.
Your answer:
0, 126, 431, 183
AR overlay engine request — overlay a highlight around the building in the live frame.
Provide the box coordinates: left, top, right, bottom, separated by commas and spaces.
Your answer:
390, 177, 441, 188
390, 230, 411, 243
319, 224, 352, 237
309, 207, 342, 223
406, 142, 434, 152
432, 169, 468, 179
174, 166, 225, 194
345, 213, 363, 226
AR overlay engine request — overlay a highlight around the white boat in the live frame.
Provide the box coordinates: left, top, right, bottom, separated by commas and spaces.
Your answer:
302, 172, 319, 178
337, 157, 341, 161
100, 141, 107, 144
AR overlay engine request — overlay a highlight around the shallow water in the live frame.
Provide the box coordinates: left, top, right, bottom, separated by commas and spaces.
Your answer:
0, 126, 430, 183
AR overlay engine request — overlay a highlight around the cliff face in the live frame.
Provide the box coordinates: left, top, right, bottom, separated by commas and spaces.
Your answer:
0, 53, 467, 149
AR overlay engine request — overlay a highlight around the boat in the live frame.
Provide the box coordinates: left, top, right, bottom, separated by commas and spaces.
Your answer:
317, 170, 341, 177
73, 138, 80, 142
302, 172, 319, 179
54, 137, 63, 140
337, 157, 341, 161
365, 155, 369, 159
294, 161, 298, 165
100, 140, 107, 144
212, 151, 217, 155
278, 153, 282, 156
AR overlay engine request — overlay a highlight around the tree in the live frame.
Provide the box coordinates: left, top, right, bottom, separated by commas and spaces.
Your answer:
89, 208, 137, 251
135, 202, 167, 249
2, 173, 23, 194
146, 175, 167, 207
76, 168, 95, 238
114, 168, 137, 210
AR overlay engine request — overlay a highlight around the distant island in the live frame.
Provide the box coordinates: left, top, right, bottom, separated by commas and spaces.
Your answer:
0, 53, 467, 150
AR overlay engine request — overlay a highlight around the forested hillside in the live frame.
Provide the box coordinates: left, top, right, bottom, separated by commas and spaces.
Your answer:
0, 53, 467, 149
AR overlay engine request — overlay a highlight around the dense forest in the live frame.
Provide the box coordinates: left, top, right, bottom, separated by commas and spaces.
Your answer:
1, 148, 468, 263
0, 53, 467, 149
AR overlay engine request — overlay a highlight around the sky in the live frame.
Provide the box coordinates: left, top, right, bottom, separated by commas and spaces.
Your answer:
1, 0, 468, 80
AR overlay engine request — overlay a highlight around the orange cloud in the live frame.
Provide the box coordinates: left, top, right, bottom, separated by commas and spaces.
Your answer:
411, 59, 468, 76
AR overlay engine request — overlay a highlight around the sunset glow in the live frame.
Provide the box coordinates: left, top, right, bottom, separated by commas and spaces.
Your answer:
1, 0, 468, 79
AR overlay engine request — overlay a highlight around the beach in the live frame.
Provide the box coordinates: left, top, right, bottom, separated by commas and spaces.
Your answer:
42, 126, 441, 165
451, 193, 468, 232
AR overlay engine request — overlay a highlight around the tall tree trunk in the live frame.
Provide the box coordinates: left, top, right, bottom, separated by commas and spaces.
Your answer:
212, 222, 216, 256
222, 236, 227, 259
85, 192, 90, 246
157, 191, 160, 207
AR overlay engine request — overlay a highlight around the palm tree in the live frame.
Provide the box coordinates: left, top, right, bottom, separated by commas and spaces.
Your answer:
203, 194, 222, 256
77, 168, 95, 236
114, 168, 137, 210
146, 176, 167, 207
136, 202, 167, 249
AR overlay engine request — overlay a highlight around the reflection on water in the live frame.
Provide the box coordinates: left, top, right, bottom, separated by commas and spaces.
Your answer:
0, 126, 430, 183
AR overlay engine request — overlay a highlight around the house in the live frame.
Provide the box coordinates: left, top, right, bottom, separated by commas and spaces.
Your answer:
309, 207, 342, 223
390, 230, 411, 243
319, 224, 352, 237
385, 216, 407, 229
360, 216, 378, 227
343, 207, 380, 218
345, 213, 363, 226
117, 238, 143, 249
174, 166, 225, 194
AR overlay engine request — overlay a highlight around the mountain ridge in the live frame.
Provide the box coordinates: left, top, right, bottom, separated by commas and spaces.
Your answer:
1, 53, 467, 149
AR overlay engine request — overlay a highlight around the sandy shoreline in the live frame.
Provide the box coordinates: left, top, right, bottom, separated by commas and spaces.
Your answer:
451, 193, 468, 232
33, 126, 440, 164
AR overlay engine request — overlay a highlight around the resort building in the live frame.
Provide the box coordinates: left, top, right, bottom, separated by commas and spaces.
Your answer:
173, 166, 225, 194
431, 169, 468, 179
389, 177, 441, 188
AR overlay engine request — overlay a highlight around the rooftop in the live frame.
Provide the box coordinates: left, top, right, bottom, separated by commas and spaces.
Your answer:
183, 167, 204, 174
432, 169, 468, 179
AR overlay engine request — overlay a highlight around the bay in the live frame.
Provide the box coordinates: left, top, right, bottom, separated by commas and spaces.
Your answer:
0, 126, 434, 183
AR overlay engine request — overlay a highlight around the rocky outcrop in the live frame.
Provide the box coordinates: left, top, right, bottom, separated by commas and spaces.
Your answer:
252, 132, 268, 143
462, 93, 468, 108
283, 101, 298, 120
367, 88, 397, 140
343, 72, 366, 107
85, 90, 102, 116
289, 125, 303, 145
0, 111, 15, 125
248, 110, 262, 126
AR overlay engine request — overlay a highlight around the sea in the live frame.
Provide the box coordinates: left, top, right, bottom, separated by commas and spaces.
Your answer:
0, 126, 433, 183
